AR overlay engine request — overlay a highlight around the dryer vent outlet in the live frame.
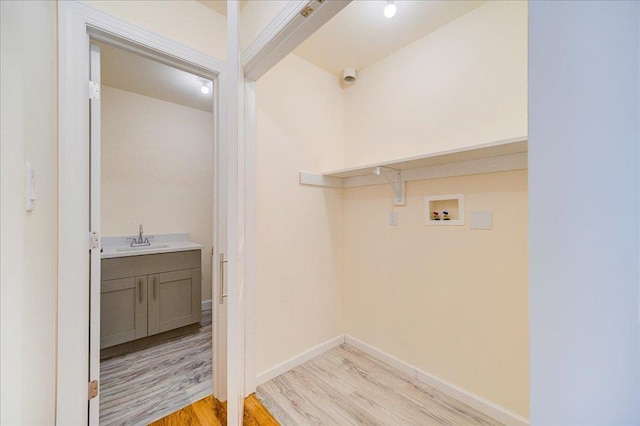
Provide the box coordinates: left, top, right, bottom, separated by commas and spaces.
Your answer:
343, 67, 357, 83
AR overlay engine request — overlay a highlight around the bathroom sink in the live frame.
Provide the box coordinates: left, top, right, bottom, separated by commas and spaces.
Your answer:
116, 244, 169, 252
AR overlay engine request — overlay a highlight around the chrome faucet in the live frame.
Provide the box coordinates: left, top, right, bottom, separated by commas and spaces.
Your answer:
128, 224, 152, 247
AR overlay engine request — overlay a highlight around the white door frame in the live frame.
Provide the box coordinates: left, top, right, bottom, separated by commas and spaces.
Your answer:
57, 1, 227, 423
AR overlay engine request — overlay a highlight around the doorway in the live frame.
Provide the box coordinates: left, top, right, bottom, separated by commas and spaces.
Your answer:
90, 40, 218, 424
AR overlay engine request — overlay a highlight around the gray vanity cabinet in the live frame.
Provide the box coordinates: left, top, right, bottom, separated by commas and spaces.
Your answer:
101, 250, 201, 349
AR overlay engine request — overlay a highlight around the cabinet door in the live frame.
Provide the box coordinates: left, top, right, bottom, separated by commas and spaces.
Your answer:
148, 268, 201, 335
100, 276, 148, 348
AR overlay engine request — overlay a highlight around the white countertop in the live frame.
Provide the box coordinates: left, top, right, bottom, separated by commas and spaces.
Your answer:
101, 233, 204, 259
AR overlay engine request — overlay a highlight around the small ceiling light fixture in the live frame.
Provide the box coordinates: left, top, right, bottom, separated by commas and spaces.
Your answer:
384, 0, 397, 18
199, 77, 211, 95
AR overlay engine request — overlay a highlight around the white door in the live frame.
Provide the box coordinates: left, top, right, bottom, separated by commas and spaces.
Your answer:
213, 73, 230, 404
88, 42, 101, 426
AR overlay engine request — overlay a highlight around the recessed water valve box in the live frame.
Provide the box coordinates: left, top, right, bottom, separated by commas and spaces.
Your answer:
425, 194, 465, 226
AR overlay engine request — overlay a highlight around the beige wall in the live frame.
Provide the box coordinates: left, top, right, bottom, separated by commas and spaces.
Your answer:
344, 1, 527, 166
101, 85, 214, 301
89, 0, 292, 55
255, 54, 345, 373
343, 171, 529, 417
0, 1, 57, 423
241, 0, 289, 50
84, 0, 227, 60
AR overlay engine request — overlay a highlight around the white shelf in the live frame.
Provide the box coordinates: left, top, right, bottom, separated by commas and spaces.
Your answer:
300, 136, 527, 191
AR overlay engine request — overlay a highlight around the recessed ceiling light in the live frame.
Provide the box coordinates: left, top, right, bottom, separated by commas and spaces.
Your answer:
384, 0, 397, 19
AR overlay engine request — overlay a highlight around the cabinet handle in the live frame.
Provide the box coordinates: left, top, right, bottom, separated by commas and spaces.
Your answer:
219, 252, 228, 304
154, 276, 158, 300
138, 279, 143, 303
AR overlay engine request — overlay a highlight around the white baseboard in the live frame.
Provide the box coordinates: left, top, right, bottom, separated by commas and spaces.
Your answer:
201, 299, 212, 312
256, 335, 345, 386
344, 334, 529, 426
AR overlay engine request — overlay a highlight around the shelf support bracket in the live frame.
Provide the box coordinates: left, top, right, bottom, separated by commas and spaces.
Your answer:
374, 167, 405, 206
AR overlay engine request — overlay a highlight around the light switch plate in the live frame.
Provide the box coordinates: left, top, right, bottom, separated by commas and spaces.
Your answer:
470, 210, 492, 230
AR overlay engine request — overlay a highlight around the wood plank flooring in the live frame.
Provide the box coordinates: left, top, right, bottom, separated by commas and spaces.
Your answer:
101, 311, 502, 426
244, 394, 281, 426
257, 344, 503, 426
150, 394, 280, 426
149, 395, 224, 426
99, 311, 213, 426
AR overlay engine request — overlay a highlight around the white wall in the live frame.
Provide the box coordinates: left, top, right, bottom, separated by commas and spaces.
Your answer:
529, 1, 640, 423
83, 0, 227, 60
241, 0, 289, 51
101, 86, 214, 301
255, 54, 345, 374
0, 1, 57, 423
344, 1, 527, 166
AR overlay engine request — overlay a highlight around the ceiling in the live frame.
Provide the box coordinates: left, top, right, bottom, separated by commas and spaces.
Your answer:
98, 42, 213, 113
197, 0, 248, 17
98, 1, 485, 106
293, 0, 485, 77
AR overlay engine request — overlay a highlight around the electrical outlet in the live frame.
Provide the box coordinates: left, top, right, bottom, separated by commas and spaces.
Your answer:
389, 210, 398, 226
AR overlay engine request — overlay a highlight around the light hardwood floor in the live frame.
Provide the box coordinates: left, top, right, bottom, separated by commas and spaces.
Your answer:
257, 344, 503, 426
99, 311, 213, 425
150, 394, 280, 426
